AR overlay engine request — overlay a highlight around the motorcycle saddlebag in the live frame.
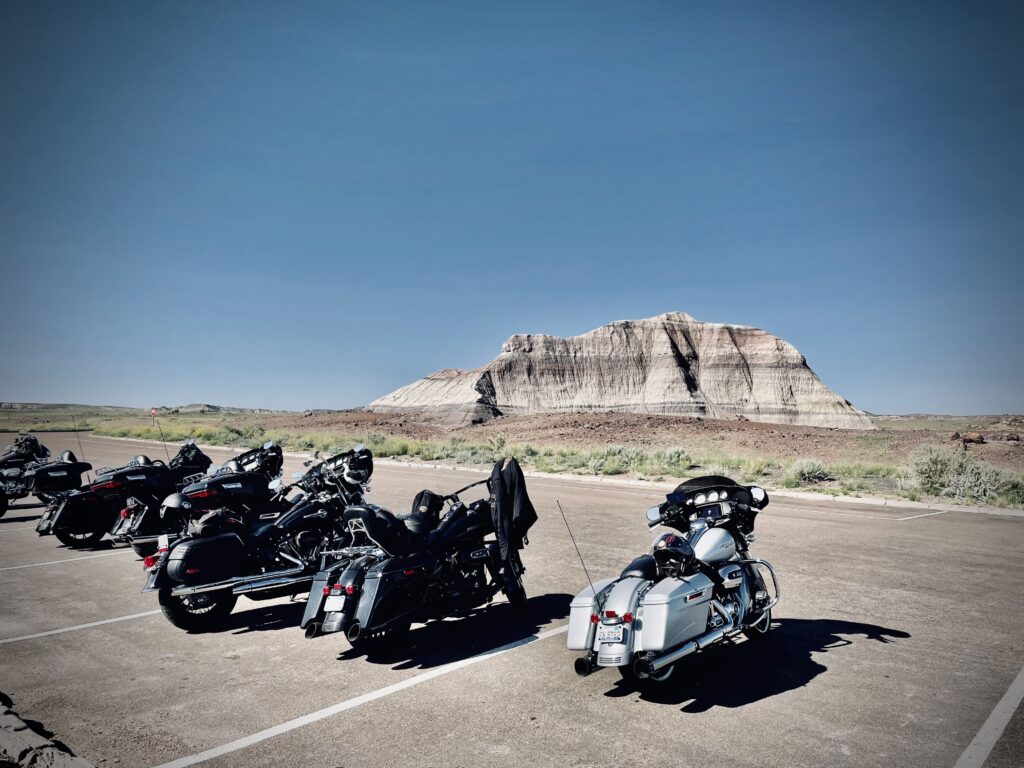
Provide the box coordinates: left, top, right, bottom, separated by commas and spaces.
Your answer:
566, 578, 615, 650
166, 533, 246, 585
638, 573, 714, 653
31, 461, 91, 494
53, 491, 109, 534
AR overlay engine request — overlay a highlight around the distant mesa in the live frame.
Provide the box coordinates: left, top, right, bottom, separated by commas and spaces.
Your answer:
368, 312, 874, 430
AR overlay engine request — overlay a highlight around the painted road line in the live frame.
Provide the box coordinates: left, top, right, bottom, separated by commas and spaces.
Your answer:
0, 610, 161, 645
0, 551, 131, 571
151, 624, 570, 768
780, 506, 892, 521
953, 663, 1024, 768
898, 510, 948, 521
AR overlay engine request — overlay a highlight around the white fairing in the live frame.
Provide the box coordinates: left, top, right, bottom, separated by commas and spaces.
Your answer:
691, 526, 736, 564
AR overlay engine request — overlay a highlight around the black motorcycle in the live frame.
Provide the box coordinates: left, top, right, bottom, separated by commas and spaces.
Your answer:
0, 434, 52, 517
109, 441, 278, 557
143, 447, 373, 632
304, 457, 536, 653
36, 440, 213, 549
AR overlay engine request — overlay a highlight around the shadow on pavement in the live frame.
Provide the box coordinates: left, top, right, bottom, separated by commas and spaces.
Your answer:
339, 592, 572, 671
604, 618, 911, 710
0, 514, 43, 524
225, 600, 308, 634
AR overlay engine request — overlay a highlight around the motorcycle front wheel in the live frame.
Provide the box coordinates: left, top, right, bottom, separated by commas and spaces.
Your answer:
54, 528, 105, 548
504, 570, 527, 612
742, 607, 773, 640
158, 587, 237, 632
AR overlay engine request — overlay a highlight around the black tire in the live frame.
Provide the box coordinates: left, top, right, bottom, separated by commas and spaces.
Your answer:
158, 587, 237, 632
350, 619, 411, 654
504, 570, 527, 612
618, 660, 676, 688
54, 528, 105, 548
131, 541, 158, 559
742, 607, 773, 640
0, 491, 8, 518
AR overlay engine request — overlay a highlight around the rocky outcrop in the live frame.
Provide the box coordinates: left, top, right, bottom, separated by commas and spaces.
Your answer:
0, 692, 93, 768
370, 312, 874, 429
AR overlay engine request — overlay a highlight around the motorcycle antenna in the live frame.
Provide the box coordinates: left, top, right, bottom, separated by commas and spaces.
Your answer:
69, 411, 92, 482
556, 499, 597, 598
153, 418, 172, 463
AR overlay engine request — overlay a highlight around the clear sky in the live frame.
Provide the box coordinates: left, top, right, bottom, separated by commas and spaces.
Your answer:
1, 1, 1021, 414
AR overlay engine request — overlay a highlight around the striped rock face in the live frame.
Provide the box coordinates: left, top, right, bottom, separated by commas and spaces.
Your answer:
369, 312, 873, 429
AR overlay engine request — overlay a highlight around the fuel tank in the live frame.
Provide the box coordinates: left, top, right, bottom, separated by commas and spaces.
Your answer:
690, 526, 737, 564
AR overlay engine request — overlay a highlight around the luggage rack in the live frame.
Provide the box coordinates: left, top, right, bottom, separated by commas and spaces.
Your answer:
182, 471, 206, 485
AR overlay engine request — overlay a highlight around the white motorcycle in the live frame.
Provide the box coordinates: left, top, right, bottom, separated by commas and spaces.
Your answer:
567, 476, 779, 688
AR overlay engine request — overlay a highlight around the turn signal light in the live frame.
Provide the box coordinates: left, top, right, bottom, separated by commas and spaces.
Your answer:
623, 612, 634, 624
345, 585, 357, 595
120, 508, 133, 518
590, 613, 599, 624
142, 555, 157, 569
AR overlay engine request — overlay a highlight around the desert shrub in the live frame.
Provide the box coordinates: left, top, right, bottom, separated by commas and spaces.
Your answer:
782, 458, 830, 487
911, 447, 955, 494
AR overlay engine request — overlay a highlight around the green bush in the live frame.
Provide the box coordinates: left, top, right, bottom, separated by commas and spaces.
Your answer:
782, 458, 830, 487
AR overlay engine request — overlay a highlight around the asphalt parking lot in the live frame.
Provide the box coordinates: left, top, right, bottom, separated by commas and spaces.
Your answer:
1, 433, 1022, 768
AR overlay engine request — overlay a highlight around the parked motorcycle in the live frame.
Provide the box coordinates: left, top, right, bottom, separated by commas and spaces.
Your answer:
109, 441, 277, 556
567, 475, 779, 689
304, 457, 536, 654
36, 440, 213, 549
142, 446, 372, 632
0, 434, 52, 517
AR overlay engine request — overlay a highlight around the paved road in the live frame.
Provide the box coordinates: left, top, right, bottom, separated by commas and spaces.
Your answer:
1, 433, 1021, 768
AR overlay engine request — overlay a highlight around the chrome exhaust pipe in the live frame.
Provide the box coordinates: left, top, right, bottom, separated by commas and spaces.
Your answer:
346, 622, 361, 643
233, 567, 308, 594
643, 601, 735, 673
304, 622, 320, 639
170, 564, 306, 597
574, 655, 598, 677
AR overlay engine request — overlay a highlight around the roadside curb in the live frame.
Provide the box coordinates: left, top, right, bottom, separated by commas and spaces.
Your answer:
0, 692, 94, 768
80, 433, 1021, 518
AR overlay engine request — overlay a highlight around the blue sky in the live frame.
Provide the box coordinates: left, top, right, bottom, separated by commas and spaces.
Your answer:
1, 1, 1021, 414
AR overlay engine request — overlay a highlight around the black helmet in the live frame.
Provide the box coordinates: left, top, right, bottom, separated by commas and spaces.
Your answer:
651, 532, 695, 572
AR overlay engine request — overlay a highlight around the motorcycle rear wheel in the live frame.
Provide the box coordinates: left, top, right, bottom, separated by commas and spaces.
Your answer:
619, 662, 675, 687
54, 528, 105, 548
131, 541, 158, 559
158, 587, 237, 632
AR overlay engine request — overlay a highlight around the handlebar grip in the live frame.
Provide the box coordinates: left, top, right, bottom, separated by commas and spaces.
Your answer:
647, 515, 665, 528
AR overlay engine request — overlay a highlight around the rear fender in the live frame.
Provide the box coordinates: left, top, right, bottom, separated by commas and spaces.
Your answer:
593, 576, 648, 664
143, 555, 171, 592
301, 559, 350, 629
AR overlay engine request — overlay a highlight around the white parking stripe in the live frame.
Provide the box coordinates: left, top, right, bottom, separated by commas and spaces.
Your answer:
0, 610, 160, 644
151, 624, 569, 768
953, 663, 1024, 768
0, 551, 131, 571
898, 510, 948, 521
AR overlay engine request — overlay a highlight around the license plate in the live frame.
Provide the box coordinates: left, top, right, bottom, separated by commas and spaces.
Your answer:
157, 534, 169, 550
323, 595, 346, 612
597, 624, 624, 644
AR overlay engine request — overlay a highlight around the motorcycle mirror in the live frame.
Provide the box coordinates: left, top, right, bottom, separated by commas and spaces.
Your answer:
186, 438, 195, 446
263, 441, 274, 450
646, 505, 662, 524
354, 443, 365, 452
268, 478, 283, 492
313, 450, 322, 460
750, 486, 766, 503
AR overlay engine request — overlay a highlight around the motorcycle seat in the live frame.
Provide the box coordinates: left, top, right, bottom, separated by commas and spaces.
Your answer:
620, 554, 658, 581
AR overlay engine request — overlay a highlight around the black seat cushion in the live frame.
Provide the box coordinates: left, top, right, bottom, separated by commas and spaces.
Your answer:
620, 554, 658, 581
